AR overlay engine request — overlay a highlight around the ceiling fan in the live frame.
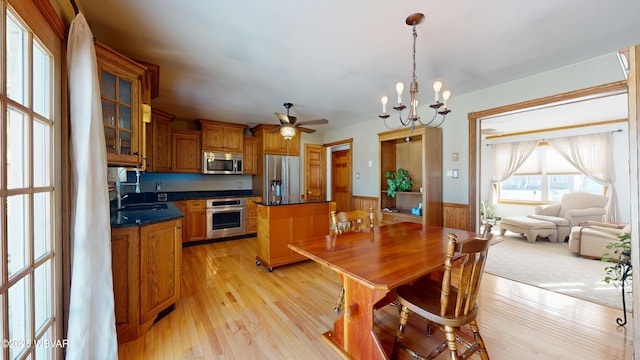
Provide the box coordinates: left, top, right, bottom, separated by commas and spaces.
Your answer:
274, 102, 328, 138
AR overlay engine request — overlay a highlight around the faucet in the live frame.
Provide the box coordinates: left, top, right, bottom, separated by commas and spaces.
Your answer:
115, 168, 141, 209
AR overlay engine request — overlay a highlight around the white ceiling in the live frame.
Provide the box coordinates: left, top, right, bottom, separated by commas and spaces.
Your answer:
78, 0, 640, 133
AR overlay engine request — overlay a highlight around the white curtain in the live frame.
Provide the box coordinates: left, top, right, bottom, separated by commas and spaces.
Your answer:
66, 13, 118, 359
548, 133, 618, 222
489, 141, 538, 203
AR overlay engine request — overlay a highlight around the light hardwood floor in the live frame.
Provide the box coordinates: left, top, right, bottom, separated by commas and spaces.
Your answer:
118, 237, 633, 359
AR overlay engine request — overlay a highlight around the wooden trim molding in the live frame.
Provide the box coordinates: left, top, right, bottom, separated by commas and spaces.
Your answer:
32, 0, 66, 40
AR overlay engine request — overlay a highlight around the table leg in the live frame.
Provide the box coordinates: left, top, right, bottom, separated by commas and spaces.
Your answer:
323, 276, 389, 360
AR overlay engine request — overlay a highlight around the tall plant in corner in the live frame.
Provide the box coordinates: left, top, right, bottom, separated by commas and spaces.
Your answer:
385, 168, 412, 198
602, 233, 632, 288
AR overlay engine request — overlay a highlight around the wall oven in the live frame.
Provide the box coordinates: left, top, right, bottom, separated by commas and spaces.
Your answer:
206, 198, 246, 238
202, 152, 243, 175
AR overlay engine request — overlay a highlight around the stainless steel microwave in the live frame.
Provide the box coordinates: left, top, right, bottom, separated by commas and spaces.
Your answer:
202, 152, 243, 174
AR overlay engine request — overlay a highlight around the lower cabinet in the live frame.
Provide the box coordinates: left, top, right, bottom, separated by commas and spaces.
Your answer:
111, 218, 182, 343
185, 200, 207, 242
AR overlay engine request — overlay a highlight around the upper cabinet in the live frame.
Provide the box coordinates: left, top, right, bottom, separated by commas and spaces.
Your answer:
198, 119, 245, 153
243, 136, 258, 175
378, 127, 442, 226
146, 108, 174, 173
171, 130, 202, 173
252, 124, 300, 156
96, 42, 148, 167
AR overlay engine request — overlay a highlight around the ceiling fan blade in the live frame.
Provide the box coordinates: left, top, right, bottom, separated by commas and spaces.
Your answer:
296, 118, 329, 126
297, 127, 316, 133
275, 112, 290, 124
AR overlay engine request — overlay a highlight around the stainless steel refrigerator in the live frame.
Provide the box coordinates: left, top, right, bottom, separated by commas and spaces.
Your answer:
263, 155, 300, 204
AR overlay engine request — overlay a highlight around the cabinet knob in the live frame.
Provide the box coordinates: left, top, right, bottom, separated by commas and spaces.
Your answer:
134, 151, 140, 155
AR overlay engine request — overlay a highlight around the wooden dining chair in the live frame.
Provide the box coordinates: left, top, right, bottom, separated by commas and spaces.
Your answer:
330, 208, 375, 313
392, 224, 493, 360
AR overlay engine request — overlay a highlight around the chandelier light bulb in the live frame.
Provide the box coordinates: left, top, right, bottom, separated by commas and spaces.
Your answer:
395, 82, 405, 105
442, 90, 451, 108
381, 96, 389, 114
433, 81, 443, 101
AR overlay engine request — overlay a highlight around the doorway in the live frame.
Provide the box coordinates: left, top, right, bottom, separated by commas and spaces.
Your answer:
332, 148, 351, 212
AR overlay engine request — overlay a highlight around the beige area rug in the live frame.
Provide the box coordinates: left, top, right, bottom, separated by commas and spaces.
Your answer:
484, 234, 632, 311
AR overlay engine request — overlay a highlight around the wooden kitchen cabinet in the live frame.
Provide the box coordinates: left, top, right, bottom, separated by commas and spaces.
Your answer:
96, 42, 147, 167
252, 124, 300, 156
243, 137, 258, 175
145, 108, 174, 172
245, 196, 261, 233
185, 200, 207, 242
198, 119, 245, 153
111, 218, 182, 343
171, 129, 202, 173
256, 202, 330, 271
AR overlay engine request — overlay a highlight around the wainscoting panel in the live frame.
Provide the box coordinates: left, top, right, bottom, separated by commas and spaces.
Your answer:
352, 196, 379, 213
443, 202, 469, 231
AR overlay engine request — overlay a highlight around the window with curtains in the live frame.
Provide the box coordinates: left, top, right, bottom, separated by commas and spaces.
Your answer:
2, 3, 61, 359
498, 143, 605, 202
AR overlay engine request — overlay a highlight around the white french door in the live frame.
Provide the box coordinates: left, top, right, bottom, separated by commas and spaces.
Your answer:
2, 1, 62, 359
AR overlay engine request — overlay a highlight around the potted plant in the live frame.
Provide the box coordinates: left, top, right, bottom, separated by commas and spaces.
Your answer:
385, 168, 413, 198
602, 233, 632, 288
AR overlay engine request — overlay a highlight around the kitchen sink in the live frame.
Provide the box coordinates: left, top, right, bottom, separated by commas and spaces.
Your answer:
117, 203, 168, 212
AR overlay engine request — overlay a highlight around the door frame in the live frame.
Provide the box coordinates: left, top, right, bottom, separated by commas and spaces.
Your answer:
325, 138, 353, 207
467, 80, 628, 231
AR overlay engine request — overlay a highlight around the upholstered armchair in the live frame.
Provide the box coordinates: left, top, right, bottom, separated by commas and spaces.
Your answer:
569, 221, 630, 259
527, 192, 608, 242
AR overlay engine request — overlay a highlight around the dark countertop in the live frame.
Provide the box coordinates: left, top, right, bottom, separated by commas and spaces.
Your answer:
257, 200, 332, 206
110, 202, 184, 228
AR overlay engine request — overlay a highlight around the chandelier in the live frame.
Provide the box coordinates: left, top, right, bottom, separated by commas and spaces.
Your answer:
378, 13, 451, 131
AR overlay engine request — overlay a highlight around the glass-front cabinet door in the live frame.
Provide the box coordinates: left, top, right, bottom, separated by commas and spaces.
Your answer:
95, 42, 147, 167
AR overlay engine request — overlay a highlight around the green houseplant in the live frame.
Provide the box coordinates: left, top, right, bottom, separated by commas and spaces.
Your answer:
385, 168, 413, 198
602, 233, 632, 288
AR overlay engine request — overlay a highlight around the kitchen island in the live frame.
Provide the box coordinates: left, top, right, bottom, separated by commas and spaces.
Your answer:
256, 201, 332, 271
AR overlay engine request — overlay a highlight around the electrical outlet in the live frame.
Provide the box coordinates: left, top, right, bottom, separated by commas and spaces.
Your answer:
237, 181, 243, 188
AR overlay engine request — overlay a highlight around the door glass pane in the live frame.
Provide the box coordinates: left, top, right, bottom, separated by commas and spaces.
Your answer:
7, 195, 29, 277
35, 327, 52, 360
6, 13, 27, 106
7, 108, 29, 189
36, 328, 52, 360
34, 192, 51, 260
33, 119, 50, 187
9, 276, 30, 360
119, 105, 131, 130
102, 100, 116, 127
34, 260, 51, 333
118, 78, 131, 104
101, 71, 115, 99
120, 131, 131, 155
33, 41, 51, 118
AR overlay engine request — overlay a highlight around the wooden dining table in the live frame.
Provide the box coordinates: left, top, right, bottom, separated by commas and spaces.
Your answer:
288, 222, 483, 360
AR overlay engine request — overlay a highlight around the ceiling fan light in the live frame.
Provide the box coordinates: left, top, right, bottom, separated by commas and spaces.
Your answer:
280, 125, 296, 140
